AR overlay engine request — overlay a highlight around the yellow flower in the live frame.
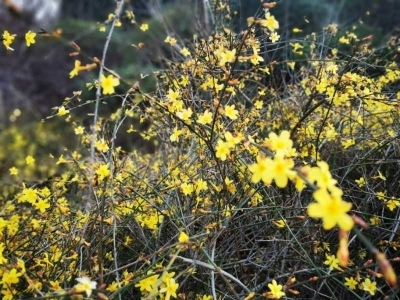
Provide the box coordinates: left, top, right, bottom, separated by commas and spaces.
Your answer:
344, 276, 358, 290
181, 183, 194, 195
370, 216, 380, 225
178, 231, 189, 243
195, 179, 208, 193
224, 104, 238, 120
49, 280, 62, 291
307, 161, 337, 189
16, 259, 25, 273
25, 30, 36, 47
140, 23, 149, 31
218, 49, 236, 66
176, 108, 193, 123
287, 62, 295, 70
248, 155, 274, 185
165, 36, 177, 46
215, 139, 231, 161
2, 30, 16, 50
96, 164, 110, 181
355, 177, 365, 187
166, 88, 180, 102
58, 106, 69, 116
267, 130, 294, 157
1, 286, 16, 299
135, 274, 159, 293
339, 36, 350, 44
160, 278, 179, 300
126, 10, 135, 20
170, 127, 183, 142
56, 154, 69, 164
197, 110, 213, 125
376, 191, 386, 201
69, 60, 83, 78
75, 277, 97, 297
342, 138, 355, 149
101, 74, 120, 95
270, 156, 296, 188
324, 254, 340, 270
19, 187, 38, 203
74, 126, 85, 135
385, 198, 400, 211
293, 174, 306, 192
371, 170, 386, 181
291, 42, 303, 54
269, 32, 280, 43
9, 167, 18, 175
1, 268, 21, 285
254, 100, 263, 109
0, 244, 8, 265
362, 278, 377, 295
307, 187, 354, 231
34, 199, 50, 213
106, 281, 120, 292
224, 131, 241, 148
267, 280, 285, 299
26, 155, 35, 165
272, 219, 286, 229
259, 13, 279, 32
95, 139, 109, 153
180, 47, 190, 57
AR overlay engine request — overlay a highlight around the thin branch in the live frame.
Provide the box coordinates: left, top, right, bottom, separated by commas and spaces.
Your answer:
173, 255, 251, 294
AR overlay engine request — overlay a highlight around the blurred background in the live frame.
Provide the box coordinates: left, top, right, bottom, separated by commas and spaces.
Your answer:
1, 0, 398, 123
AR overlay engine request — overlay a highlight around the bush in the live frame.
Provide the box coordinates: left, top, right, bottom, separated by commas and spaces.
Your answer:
1, 1, 400, 299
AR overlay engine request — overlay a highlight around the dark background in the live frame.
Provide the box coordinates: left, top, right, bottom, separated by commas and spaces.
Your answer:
1, 0, 398, 123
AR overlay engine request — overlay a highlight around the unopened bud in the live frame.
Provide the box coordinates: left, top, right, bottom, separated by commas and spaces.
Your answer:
367, 269, 383, 278
93, 57, 101, 64
263, 2, 277, 9
376, 252, 397, 287
243, 292, 255, 300
392, 257, 400, 262
287, 288, 300, 295
362, 35, 374, 42
97, 293, 109, 300
70, 41, 80, 51
351, 215, 368, 229
338, 230, 349, 267
363, 259, 373, 266
247, 17, 255, 27
84, 63, 97, 71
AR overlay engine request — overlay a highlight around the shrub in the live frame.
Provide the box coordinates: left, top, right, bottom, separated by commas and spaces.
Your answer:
1, 1, 400, 299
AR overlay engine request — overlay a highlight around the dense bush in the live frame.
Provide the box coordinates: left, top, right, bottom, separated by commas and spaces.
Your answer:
1, 1, 400, 299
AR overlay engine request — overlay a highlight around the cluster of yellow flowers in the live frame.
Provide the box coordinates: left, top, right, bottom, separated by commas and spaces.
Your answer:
2, 30, 36, 50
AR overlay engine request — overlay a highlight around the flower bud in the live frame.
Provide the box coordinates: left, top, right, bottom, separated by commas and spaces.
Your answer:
337, 229, 349, 267
376, 252, 397, 287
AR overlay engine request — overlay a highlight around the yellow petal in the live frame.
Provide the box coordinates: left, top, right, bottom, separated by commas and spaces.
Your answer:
307, 203, 323, 218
